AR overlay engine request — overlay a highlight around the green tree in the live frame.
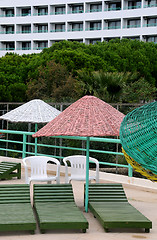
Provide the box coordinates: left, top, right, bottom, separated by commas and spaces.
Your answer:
26, 60, 79, 102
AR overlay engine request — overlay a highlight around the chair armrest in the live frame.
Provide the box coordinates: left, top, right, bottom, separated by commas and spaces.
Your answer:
95, 161, 99, 183
89, 157, 99, 183
22, 159, 29, 184
63, 158, 69, 184
49, 158, 60, 184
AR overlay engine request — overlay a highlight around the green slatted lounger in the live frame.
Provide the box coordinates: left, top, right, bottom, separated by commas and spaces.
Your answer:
0, 161, 21, 180
85, 183, 152, 233
0, 184, 36, 234
34, 184, 88, 233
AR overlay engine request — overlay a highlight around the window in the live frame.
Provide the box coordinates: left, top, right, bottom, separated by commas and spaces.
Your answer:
38, 8, 48, 15
38, 25, 48, 33
22, 8, 31, 16
147, 0, 157, 6
90, 22, 101, 30
6, 42, 15, 50
108, 2, 121, 10
127, 19, 141, 28
147, 35, 157, 43
123, 36, 140, 40
5, 9, 14, 17
108, 20, 121, 29
22, 25, 31, 33
55, 24, 65, 32
55, 6, 65, 14
90, 39, 101, 44
147, 17, 157, 26
38, 41, 48, 49
5, 26, 14, 34
22, 42, 31, 50
71, 23, 83, 31
71, 5, 83, 13
90, 4, 102, 12
128, 0, 141, 9
68, 39, 83, 43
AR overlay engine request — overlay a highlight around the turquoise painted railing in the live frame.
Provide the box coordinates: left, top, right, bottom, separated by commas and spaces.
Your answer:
50, 11, 66, 15
50, 29, 65, 32
0, 129, 133, 177
67, 28, 83, 32
85, 9, 102, 13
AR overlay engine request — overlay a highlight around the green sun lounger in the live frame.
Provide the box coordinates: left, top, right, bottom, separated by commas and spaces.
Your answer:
85, 183, 152, 232
0, 161, 21, 180
34, 184, 88, 233
0, 184, 36, 234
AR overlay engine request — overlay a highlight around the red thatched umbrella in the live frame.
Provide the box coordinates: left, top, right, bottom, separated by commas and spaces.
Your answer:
33, 96, 125, 211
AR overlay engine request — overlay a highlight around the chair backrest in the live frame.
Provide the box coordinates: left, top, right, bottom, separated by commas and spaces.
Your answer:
23, 156, 60, 179
63, 155, 99, 180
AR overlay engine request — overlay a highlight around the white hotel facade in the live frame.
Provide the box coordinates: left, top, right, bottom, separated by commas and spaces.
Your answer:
0, 0, 157, 57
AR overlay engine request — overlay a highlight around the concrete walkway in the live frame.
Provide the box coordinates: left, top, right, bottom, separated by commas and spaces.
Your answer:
0, 168, 157, 240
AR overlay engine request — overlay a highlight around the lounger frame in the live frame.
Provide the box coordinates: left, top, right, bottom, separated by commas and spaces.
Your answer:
0, 184, 36, 234
34, 184, 88, 233
85, 183, 152, 232
0, 161, 21, 180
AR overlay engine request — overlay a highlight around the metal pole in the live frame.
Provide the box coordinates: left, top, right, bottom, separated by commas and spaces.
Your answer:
22, 134, 27, 158
85, 136, 90, 212
35, 123, 38, 155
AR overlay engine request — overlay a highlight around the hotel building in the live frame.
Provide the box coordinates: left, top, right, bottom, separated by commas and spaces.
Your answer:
0, 0, 157, 57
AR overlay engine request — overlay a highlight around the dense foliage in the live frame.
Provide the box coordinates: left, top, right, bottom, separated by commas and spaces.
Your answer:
0, 39, 157, 103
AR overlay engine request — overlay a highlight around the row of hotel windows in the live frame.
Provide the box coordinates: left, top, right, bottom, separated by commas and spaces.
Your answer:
1, 17, 157, 34
1, 36, 157, 50
0, 0, 157, 17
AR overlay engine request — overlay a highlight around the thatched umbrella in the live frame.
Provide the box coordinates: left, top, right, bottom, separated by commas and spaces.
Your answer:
0, 99, 61, 124
33, 95, 125, 211
0, 99, 61, 155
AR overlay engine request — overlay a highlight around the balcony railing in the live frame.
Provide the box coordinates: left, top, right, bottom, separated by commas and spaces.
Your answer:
50, 11, 66, 15
104, 25, 121, 30
85, 27, 102, 31
124, 24, 141, 28
143, 23, 157, 27
0, 31, 14, 34
68, 10, 84, 14
16, 47, 31, 50
68, 28, 83, 32
0, 48, 15, 51
124, 5, 141, 9
16, 13, 31, 17
0, 14, 15, 17
143, 3, 157, 7
33, 30, 48, 33
0, 129, 133, 177
50, 29, 65, 32
33, 47, 48, 50
86, 9, 102, 13
33, 12, 48, 16
104, 7, 121, 11
16, 30, 31, 34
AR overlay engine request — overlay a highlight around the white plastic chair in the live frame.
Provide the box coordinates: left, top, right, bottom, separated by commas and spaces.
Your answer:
63, 155, 99, 184
22, 156, 60, 184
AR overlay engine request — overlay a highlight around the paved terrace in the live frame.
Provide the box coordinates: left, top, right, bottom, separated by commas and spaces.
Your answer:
0, 156, 157, 240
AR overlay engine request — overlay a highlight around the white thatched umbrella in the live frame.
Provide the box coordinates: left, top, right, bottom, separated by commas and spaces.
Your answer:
0, 99, 61, 155
0, 99, 61, 124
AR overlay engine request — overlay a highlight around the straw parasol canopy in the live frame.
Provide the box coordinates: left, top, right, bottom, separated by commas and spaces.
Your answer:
33, 95, 125, 137
0, 99, 61, 123
33, 96, 125, 212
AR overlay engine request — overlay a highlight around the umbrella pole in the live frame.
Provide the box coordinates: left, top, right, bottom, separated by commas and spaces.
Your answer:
85, 136, 90, 212
35, 123, 38, 156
